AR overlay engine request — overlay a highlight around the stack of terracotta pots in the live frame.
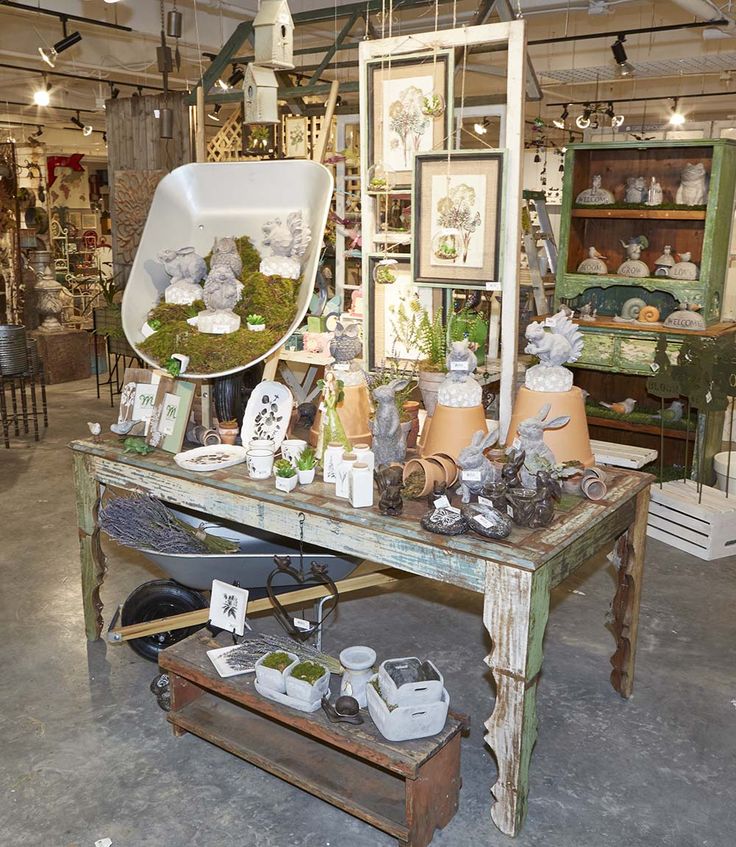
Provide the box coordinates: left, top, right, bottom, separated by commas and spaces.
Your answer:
402, 453, 459, 497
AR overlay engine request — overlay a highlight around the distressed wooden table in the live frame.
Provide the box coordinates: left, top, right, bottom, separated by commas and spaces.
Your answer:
71, 437, 651, 839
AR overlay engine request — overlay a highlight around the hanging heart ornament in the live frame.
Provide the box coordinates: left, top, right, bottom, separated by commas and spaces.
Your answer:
266, 555, 339, 642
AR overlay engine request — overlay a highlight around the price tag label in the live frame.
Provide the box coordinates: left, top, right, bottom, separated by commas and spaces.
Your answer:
450, 360, 469, 371
446, 505, 461, 514
478, 496, 493, 507
506, 504, 514, 518
463, 470, 482, 482
293, 617, 312, 631
334, 363, 350, 371
434, 495, 450, 509
475, 514, 492, 529
544, 317, 556, 327
485, 281, 500, 291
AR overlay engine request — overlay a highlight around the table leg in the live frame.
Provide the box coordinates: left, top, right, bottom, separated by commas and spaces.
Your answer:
609, 487, 649, 699
73, 453, 107, 640
484, 564, 550, 837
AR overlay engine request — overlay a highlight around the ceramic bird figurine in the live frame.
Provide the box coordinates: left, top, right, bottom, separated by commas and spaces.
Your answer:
87, 421, 101, 443
601, 398, 637, 415
655, 400, 685, 423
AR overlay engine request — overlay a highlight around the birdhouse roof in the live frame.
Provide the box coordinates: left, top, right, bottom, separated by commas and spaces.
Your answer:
245, 64, 278, 87
253, 0, 293, 27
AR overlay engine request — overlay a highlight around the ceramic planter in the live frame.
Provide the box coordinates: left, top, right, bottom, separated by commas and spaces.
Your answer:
403, 457, 445, 498
284, 661, 330, 705
247, 323, 266, 332
255, 650, 298, 693
217, 423, 239, 445
418, 370, 446, 417
429, 452, 459, 486
297, 467, 316, 484
275, 474, 298, 492
367, 674, 450, 742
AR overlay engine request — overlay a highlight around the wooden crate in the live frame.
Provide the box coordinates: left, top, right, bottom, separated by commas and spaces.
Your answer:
647, 480, 736, 560
160, 631, 466, 847
591, 439, 658, 469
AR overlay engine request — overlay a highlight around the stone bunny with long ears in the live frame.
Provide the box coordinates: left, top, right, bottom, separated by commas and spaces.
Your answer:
456, 428, 499, 503
368, 378, 410, 467
514, 403, 570, 486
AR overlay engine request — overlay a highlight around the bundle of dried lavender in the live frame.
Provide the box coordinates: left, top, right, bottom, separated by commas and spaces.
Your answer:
99, 494, 239, 555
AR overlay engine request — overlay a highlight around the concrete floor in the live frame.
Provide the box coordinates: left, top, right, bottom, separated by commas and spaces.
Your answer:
1, 377, 735, 847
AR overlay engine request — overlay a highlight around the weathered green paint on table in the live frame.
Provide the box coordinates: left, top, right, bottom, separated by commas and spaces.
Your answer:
70, 437, 652, 839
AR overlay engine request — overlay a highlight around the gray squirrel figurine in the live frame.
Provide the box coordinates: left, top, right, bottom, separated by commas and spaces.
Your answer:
368, 378, 410, 467
374, 465, 404, 516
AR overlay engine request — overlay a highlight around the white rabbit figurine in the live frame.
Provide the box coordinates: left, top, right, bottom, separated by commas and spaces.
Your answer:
456, 428, 499, 503
513, 403, 570, 487
368, 378, 410, 467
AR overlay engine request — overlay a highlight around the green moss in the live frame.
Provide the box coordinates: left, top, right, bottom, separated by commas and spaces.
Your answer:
290, 660, 326, 684
261, 651, 293, 672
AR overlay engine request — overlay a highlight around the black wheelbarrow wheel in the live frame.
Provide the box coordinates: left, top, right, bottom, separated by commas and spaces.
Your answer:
121, 579, 208, 662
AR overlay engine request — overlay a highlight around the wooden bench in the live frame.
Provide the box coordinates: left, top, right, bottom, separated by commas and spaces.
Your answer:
160, 631, 467, 847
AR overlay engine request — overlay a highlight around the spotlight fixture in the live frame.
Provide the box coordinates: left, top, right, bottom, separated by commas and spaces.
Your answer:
217, 65, 245, 91
575, 105, 592, 130
552, 105, 569, 130
70, 111, 93, 136
31, 125, 44, 138
38, 18, 82, 68
33, 78, 51, 107
605, 101, 625, 128
473, 118, 489, 135
110, 84, 120, 99
611, 34, 634, 77
669, 97, 686, 126
208, 103, 222, 122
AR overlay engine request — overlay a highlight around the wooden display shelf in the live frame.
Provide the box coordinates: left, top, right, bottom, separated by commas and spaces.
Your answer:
571, 207, 706, 221
161, 630, 467, 847
586, 413, 691, 441
574, 317, 736, 337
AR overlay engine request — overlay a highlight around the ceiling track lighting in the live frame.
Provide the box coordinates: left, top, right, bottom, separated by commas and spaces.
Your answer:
208, 103, 222, 122
611, 33, 634, 77
70, 110, 93, 136
473, 118, 489, 135
575, 105, 592, 130
553, 104, 569, 130
38, 17, 82, 69
217, 65, 245, 91
33, 76, 51, 107
669, 97, 686, 126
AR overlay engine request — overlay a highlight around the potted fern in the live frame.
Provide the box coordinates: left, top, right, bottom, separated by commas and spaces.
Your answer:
274, 459, 298, 492
417, 310, 447, 416
295, 446, 317, 485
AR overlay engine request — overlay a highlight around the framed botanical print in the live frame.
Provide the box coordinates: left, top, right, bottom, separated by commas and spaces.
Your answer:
283, 115, 309, 158
412, 150, 505, 288
366, 51, 453, 188
367, 255, 447, 369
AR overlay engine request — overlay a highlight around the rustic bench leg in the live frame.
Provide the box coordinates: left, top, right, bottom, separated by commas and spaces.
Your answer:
73, 453, 107, 641
405, 734, 462, 847
609, 487, 649, 699
484, 564, 550, 837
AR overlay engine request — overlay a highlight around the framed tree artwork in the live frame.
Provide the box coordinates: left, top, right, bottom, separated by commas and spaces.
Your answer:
283, 115, 309, 158
412, 150, 505, 288
366, 51, 453, 188
367, 254, 447, 369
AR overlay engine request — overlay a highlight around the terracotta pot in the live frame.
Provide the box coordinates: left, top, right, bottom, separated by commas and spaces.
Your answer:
402, 457, 446, 498
562, 471, 584, 496
505, 386, 595, 468
218, 424, 239, 445
421, 403, 490, 461
418, 370, 446, 417
429, 452, 459, 486
581, 475, 607, 501
403, 400, 420, 448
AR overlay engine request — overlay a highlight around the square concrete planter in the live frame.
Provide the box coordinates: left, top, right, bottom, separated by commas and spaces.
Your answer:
378, 657, 444, 707
284, 661, 330, 706
254, 650, 298, 694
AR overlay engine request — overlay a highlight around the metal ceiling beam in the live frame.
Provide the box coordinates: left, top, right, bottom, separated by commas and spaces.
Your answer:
492, 0, 541, 101
307, 10, 360, 86
195, 20, 254, 104
0, 1, 132, 32
0, 61, 165, 91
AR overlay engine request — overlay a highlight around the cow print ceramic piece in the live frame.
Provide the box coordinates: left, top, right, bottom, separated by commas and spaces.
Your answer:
241, 380, 294, 451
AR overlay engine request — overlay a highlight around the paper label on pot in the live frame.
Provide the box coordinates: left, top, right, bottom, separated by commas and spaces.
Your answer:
478, 496, 493, 507
450, 361, 469, 371
293, 617, 311, 631
434, 495, 450, 509
463, 470, 481, 482
475, 514, 493, 528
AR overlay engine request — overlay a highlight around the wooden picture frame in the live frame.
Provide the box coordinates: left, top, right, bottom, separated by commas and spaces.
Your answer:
412, 150, 505, 288
243, 123, 277, 158
367, 254, 447, 369
366, 52, 453, 188
117, 367, 154, 429
283, 115, 309, 158
147, 378, 196, 453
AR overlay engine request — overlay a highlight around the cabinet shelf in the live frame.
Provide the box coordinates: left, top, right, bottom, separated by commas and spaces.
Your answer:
571, 207, 706, 221
574, 316, 734, 337
560, 272, 702, 299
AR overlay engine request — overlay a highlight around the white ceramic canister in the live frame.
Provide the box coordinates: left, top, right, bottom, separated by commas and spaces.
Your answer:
340, 645, 377, 709
323, 441, 345, 484
281, 438, 307, 467
335, 452, 358, 498
246, 448, 274, 480
349, 462, 373, 508
352, 443, 374, 472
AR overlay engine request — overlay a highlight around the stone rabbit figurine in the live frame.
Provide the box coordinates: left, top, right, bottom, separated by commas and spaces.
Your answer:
368, 378, 410, 467
529, 470, 562, 528
374, 465, 405, 516
514, 403, 570, 487
456, 428, 499, 503
501, 447, 526, 489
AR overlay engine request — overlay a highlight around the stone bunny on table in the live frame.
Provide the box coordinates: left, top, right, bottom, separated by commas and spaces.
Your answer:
456, 428, 499, 504
368, 378, 410, 467
512, 403, 570, 487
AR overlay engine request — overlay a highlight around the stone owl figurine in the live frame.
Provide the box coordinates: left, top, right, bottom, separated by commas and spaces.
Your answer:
210, 236, 243, 277
203, 266, 244, 312
676, 163, 708, 206
329, 322, 362, 365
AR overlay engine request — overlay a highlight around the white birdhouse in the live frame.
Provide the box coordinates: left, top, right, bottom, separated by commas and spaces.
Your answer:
253, 0, 294, 70
243, 64, 279, 125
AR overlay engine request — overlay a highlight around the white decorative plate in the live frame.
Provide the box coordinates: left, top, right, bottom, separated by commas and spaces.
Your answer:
174, 444, 248, 472
241, 380, 293, 449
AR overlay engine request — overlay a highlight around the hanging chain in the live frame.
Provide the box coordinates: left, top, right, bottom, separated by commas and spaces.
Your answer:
298, 511, 306, 576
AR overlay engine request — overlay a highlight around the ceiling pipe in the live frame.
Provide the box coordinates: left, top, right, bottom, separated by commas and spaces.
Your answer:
670, 0, 736, 34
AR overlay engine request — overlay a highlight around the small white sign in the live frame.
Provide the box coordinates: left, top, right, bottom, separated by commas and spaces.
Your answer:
209, 579, 249, 636
478, 496, 493, 508
506, 504, 514, 518
293, 617, 312, 631
463, 470, 482, 482
446, 505, 461, 514
450, 360, 469, 371
434, 495, 450, 509
474, 514, 493, 529
333, 362, 350, 371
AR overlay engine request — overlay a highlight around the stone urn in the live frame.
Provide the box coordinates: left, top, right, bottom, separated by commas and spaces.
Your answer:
34, 266, 64, 332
